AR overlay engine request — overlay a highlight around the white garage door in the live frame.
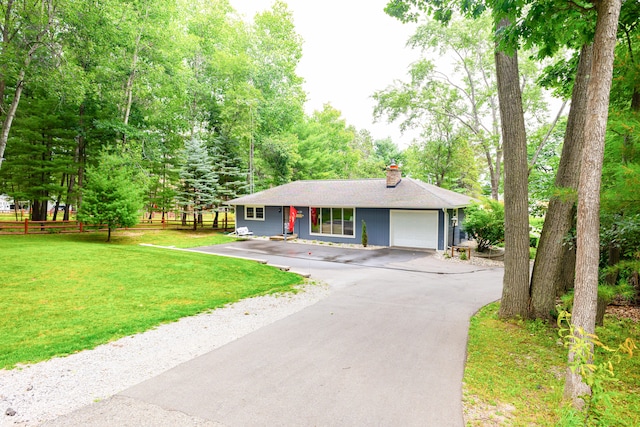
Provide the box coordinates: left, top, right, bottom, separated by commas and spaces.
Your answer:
390, 210, 439, 249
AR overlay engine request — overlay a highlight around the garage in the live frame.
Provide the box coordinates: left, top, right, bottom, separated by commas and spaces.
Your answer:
390, 210, 439, 249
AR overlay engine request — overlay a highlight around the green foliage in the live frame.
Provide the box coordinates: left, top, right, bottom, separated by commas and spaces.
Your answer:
176, 137, 219, 229
528, 117, 566, 216
292, 105, 359, 180
361, 219, 368, 247
77, 151, 147, 241
462, 198, 505, 251
465, 302, 640, 425
558, 311, 638, 425
374, 12, 549, 198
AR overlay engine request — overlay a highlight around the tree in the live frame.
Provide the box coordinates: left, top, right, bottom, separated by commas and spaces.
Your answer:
493, 16, 533, 320
530, 45, 593, 321
462, 199, 505, 251
0, 0, 57, 171
402, 109, 480, 193
210, 135, 248, 228
385, 2, 533, 319
374, 15, 505, 199
566, 0, 622, 405
77, 151, 147, 242
176, 137, 218, 230
292, 105, 358, 180
0, 94, 78, 221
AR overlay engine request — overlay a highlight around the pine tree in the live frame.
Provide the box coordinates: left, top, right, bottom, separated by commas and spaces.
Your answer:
77, 151, 147, 242
210, 136, 248, 228
0, 95, 77, 221
177, 138, 219, 230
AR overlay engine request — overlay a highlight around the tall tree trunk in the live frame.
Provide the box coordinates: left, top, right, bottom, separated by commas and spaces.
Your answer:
530, 44, 593, 320
69, 103, 87, 218
565, 0, 621, 407
495, 19, 531, 319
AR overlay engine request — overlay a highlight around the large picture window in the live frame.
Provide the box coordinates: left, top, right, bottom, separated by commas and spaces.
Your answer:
245, 206, 265, 221
310, 207, 354, 237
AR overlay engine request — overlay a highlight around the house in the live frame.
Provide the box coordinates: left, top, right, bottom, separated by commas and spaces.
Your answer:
227, 164, 473, 250
0, 194, 10, 212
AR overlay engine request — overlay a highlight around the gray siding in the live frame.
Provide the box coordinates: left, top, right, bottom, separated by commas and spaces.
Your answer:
235, 205, 454, 249
297, 207, 389, 246
235, 205, 284, 236
445, 208, 468, 247
356, 208, 390, 246
438, 209, 445, 250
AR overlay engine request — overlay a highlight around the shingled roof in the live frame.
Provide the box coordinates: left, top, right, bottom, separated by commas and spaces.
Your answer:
228, 178, 473, 209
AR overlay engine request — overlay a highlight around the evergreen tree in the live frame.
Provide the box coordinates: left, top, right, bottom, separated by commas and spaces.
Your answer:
177, 137, 219, 230
210, 135, 248, 228
77, 151, 147, 242
0, 95, 77, 221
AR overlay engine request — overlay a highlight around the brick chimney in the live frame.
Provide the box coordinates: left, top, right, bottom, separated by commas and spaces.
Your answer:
386, 160, 402, 188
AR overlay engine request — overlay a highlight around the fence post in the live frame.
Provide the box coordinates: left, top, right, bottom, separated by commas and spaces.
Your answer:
24, 218, 29, 234
79, 222, 83, 232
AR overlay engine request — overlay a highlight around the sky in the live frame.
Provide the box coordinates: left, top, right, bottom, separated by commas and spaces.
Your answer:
230, 0, 421, 148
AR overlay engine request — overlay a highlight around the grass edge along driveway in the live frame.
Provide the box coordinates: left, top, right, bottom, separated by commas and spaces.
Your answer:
0, 233, 303, 369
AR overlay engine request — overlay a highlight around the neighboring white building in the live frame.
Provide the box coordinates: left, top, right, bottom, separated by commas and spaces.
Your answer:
0, 194, 11, 212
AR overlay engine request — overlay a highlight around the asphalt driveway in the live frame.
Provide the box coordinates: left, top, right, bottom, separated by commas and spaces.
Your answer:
47, 240, 503, 426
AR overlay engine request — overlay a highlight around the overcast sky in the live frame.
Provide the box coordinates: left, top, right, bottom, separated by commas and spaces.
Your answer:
230, 0, 421, 148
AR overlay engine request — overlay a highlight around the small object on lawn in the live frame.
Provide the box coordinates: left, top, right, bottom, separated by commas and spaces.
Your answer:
5, 408, 16, 416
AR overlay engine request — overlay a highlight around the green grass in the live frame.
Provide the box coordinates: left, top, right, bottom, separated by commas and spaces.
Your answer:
464, 302, 640, 426
0, 231, 302, 369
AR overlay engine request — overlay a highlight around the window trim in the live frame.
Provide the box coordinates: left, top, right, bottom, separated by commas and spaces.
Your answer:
309, 207, 356, 239
244, 205, 265, 221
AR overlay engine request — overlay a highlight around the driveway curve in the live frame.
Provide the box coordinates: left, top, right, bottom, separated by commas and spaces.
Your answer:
50, 240, 504, 426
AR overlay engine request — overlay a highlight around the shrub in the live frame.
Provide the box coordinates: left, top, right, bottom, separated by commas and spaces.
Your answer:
462, 198, 504, 252
361, 219, 368, 247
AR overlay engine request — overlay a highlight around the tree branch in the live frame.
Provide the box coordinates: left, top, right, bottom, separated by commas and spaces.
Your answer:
528, 99, 568, 175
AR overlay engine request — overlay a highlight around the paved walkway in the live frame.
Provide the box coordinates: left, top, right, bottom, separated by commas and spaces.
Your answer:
45, 241, 503, 426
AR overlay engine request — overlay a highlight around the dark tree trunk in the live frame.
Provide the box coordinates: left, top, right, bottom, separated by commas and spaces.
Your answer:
605, 244, 621, 285
193, 213, 197, 231
31, 199, 48, 222
558, 237, 577, 295
494, 19, 531, 319
52, 174, 67, 222
530, 44, 593, 320
596, 294, 607, 326
213, 210, 219, 228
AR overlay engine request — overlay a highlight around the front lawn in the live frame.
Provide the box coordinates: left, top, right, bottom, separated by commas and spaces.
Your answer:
0, 232, 302, 369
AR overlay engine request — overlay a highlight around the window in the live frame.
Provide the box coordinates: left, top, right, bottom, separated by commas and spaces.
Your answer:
310, 207, 355, 237
245, 206, 265, 221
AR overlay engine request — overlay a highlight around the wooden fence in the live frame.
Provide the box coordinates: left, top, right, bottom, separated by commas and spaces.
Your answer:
0, 218, 236, 235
